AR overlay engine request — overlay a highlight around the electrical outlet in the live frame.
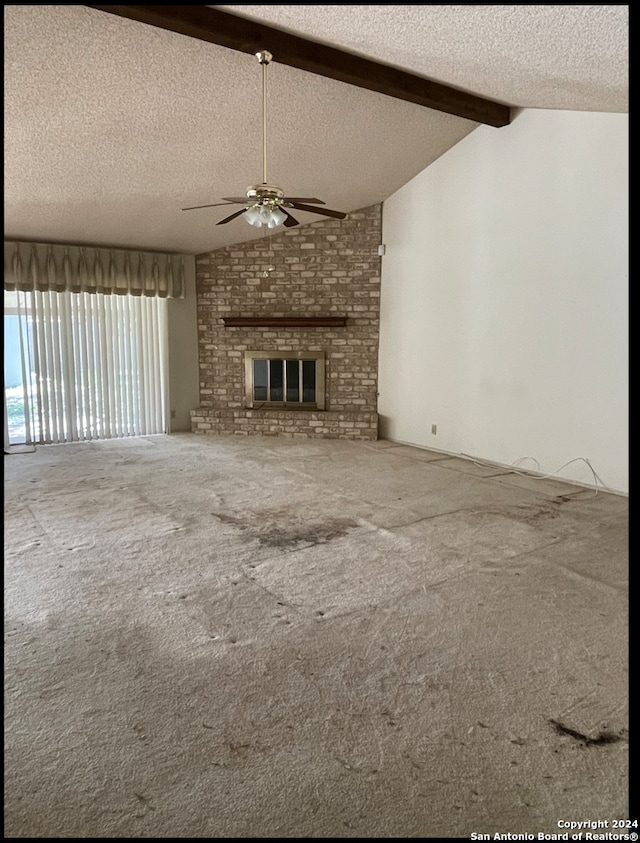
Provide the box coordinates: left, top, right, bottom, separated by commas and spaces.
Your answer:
431, 424, 437, 435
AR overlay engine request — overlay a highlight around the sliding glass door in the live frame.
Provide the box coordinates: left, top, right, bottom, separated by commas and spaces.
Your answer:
4, 290, 36, 446
3, 289, 168, 446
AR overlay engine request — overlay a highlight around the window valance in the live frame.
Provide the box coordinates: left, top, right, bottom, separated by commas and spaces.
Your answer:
4, 240, 185, 299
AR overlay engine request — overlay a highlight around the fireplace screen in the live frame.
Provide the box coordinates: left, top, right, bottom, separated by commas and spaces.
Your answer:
244, 351, 325, 410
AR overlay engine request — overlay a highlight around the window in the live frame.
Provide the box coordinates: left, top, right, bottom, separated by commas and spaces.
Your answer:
3, 289, 168, 445
244, 351, 325, 410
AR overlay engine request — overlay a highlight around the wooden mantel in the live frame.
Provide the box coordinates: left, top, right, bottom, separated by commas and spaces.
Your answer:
222, 316, 348, 328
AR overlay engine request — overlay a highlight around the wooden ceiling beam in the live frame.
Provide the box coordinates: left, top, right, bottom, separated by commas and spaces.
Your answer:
85, 5, 512, 128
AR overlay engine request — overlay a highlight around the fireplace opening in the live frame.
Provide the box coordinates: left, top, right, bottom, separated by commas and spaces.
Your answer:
244, 351, 325, 410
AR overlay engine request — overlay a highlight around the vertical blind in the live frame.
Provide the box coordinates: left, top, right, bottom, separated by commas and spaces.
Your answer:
6, 289, 168, 444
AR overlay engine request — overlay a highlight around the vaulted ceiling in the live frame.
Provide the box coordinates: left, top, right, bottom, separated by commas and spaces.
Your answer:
4, 5, 628, 256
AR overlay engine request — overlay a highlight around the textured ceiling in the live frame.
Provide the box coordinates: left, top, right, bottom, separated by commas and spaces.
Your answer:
4, 5, 629, 256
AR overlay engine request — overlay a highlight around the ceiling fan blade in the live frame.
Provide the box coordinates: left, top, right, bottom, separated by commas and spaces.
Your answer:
216, 207, 249, 225
288, 202, 347, 220
282, 209, 299, 227
182, 201, 240, 211
220, 197, 252, 203
281, 197, 326, 204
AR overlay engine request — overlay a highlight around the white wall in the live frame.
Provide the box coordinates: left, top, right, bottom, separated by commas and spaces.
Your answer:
167, 255, 199, 432
378, 109, 628, 494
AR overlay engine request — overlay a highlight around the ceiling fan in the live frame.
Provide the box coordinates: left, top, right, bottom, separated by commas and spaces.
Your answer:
181, 50, 347, 230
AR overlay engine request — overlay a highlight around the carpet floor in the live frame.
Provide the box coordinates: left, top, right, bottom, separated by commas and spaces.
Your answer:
3, 433, 629, 838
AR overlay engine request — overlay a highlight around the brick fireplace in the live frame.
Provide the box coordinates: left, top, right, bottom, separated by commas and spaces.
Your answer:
190, 204, 381, 439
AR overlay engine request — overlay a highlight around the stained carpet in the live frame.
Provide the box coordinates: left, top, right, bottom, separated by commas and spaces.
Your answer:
4, 434, 628, 838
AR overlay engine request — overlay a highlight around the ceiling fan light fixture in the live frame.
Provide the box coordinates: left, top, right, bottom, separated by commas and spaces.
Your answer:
245, 205, 262, 227
266, 205, 287, 227
244, 203, 287, 229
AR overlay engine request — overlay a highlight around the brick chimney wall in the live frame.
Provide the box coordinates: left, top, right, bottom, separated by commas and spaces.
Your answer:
191, 204, 381, 439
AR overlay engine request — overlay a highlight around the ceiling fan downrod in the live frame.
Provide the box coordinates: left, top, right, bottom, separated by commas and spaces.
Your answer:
255, 50, 272, 187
